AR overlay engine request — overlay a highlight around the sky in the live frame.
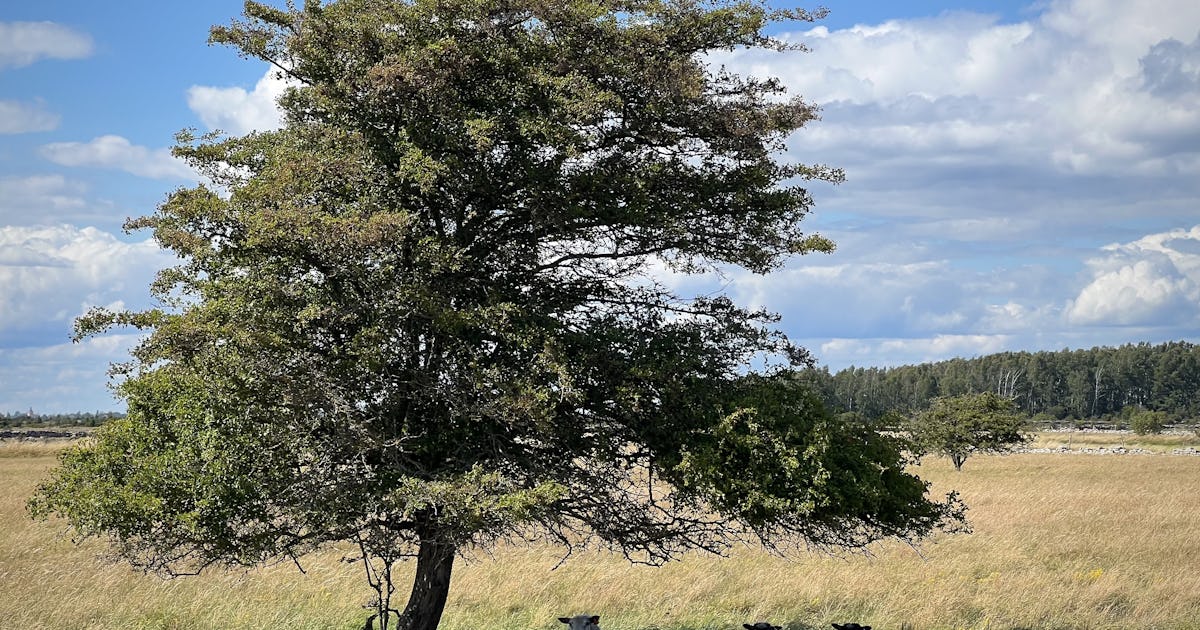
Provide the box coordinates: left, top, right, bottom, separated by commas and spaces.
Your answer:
1, 0, 1198, 413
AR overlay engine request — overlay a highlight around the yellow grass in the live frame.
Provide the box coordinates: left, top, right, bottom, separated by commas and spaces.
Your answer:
4, 444, 1200, 629
1029, 430, 1200, 453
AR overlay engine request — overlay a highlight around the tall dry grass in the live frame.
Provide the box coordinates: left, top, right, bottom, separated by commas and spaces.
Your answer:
4, 443, 1200, 629
1029, 430, 1200, 452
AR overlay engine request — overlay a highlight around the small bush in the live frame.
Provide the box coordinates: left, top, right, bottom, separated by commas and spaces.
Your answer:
1130, 410, 1167, 435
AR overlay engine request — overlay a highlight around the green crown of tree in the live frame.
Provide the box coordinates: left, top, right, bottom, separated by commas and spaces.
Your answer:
31, 2, 964, 629
907, 392, 1030, 471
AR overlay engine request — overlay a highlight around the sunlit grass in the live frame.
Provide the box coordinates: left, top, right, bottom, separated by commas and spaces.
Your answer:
1029, 430, 1200, 452
0, 440, 75, 459
5, 444, 1200, 629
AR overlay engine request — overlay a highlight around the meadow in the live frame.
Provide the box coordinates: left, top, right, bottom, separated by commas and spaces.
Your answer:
3, 435, 1200, 630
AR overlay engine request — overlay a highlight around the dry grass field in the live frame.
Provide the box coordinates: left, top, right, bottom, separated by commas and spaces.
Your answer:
1029, 430, 1200, 453
3, 434, 1200, 630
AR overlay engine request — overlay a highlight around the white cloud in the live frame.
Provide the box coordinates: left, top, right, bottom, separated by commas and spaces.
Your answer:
712, 0, 1200, 185
1067, 226, 1200, 326
808, 334, 1017, 369
0, 333, 141, 413
1041, 0, 1200, 76
0, 21, 93, 69
978, 301, 1062, 334
187, 68, 292, 135
0, 225, 170, 347
0, 100, 59, 134
40, 135, 197, 180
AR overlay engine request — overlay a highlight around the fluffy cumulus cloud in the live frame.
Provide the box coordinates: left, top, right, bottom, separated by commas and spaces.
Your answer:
712, 0, 1200, 190
1068, 226, 1200, 326
816, 7, 1200, 177
1140, 34, 1200, 100
0, 225, 170, 349
40, 135, 197, 180
676, 0, 1200, 368
0, 21, 93, 69
0, 100, 59, 134
187, 68, 292, 135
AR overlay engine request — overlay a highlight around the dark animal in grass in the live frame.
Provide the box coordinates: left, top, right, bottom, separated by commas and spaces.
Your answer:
559, 614, 601, 630
832, 624, 872, 630
744, 623, 782, 630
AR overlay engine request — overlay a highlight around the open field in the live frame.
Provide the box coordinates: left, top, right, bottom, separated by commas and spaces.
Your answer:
3, 440, 1200, 629
1028, 430, 1200, 453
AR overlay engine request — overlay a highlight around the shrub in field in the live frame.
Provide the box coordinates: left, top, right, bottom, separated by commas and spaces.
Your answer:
907, 392, 1030, 471
1131, 410, 1168, 435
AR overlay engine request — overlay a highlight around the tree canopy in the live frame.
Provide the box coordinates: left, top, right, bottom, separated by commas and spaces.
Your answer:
30, 2, 964, 629
907, 392, 1030, 471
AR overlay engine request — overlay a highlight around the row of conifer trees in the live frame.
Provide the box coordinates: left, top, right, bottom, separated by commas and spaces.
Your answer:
797, 341, 1200, 422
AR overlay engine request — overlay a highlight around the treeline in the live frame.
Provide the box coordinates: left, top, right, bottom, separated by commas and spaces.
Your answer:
798, 341, 1200, 422
1, 411, 124, 428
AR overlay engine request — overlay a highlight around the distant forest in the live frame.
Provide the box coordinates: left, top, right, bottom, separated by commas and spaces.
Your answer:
1, 411, 124, 428
798, 341, 1200, 422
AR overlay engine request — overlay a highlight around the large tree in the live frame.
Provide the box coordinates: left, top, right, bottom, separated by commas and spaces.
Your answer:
30, 2, 964, 629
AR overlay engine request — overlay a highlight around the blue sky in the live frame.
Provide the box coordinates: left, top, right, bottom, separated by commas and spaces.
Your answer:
2, 0, 1199, 413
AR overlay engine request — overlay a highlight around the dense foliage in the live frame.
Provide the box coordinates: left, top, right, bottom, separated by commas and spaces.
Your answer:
29, 2, 963, 629
905, 392, 1030, 471
1129, 409, 1169, 435
799, 341, 1200, 423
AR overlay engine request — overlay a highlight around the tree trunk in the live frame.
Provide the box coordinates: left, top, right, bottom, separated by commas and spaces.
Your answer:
395, 537, 456, 630
951, 452, 966, 471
